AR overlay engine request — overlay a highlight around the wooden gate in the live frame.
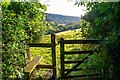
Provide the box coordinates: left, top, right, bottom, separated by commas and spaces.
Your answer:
24, 34, 57, 80
60, 38, 100, 79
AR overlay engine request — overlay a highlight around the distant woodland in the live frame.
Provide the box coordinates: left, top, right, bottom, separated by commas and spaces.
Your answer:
2, 1, 120, 80
46, 13, 81, 34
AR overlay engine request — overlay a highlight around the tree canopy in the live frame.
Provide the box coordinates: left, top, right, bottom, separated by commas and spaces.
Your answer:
76, 1, 120, 79
2, 1, 47, 79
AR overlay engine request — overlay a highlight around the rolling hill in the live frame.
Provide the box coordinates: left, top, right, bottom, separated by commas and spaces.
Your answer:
46, 13, 81, 24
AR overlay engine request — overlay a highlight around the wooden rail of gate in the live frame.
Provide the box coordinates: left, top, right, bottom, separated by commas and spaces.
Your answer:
60, 38, 100, 79
24, 34, 57, 80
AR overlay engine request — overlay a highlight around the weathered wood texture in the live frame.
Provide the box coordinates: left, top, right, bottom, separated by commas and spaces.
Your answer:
64, 52, 94, 76
64, 68, 82, 71
28, 43, 51, 47
25, 34, 57, 80
63, 40, 100, 44
26, 45, 31, 60
36, 64, 53, 69
60, 38, 100, 79
60, 38, 65, 79
51, 34, 57, 79
63, 73, 100, 79
64, 50, 94, 54
64, 60, 83, 64
24, 56, 43, 74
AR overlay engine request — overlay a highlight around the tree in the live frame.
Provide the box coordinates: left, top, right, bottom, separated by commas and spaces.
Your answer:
76, 1, 120, 79
2, 1, 47, 79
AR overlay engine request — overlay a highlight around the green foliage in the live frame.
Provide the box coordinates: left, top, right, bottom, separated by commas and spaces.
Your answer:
46, 13, 80, 24
46, 21, 81, 34
46, 13, 81, 34
2, 1, 46, 79
77, 2, 120, 79
30, 29, 83, 77
2, 8, 27, 79
7, 2, 47, 42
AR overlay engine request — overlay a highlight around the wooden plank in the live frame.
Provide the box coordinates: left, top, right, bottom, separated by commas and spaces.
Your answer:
64, 50, 94, 54
60, 38, 65, 79
51, 34, 57, 79
64, 68, 82, 71
28, 43, 51, 47
82, 52, 94, 61
36, 64, 53, 69
64, 52, 93, 76
63, 40, 100, 44
63, 73, 100, 79
26, 45, 31, 60
24, 56, 43, 74
64, 60, 83, 64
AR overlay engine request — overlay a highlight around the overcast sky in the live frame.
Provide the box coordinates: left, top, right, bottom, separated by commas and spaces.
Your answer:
40, 0, 86, 17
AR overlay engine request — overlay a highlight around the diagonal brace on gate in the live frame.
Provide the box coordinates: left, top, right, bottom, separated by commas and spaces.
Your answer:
64, 52, 94, 76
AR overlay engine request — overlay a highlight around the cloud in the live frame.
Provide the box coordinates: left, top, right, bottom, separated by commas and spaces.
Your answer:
40, 0, 86, 16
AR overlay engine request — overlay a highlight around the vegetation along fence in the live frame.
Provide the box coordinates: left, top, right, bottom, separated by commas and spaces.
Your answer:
60, 38, 101, 79
23, 34, 101, 80
24, 34, 57, 80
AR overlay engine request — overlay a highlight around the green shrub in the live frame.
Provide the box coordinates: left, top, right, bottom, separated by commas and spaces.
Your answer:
2, 1, 46, 79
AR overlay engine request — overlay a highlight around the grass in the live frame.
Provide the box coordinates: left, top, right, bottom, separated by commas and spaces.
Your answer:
30, 28, 83, 63
29, 28, 104, 79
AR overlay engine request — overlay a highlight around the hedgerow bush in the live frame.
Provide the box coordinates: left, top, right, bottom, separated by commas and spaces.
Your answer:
2, 1, 46, 79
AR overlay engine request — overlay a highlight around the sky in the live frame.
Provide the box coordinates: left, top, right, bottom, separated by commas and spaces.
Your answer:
40, 0, 86, 17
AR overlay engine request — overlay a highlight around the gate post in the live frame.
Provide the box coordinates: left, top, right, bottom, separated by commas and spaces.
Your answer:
26, 45, 31, 60
60, 38, 65, 79
51, 34, 57, 79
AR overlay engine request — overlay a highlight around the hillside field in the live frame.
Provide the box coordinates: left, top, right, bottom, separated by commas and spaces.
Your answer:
29, 28, 103, 79
30, 28, 83, 63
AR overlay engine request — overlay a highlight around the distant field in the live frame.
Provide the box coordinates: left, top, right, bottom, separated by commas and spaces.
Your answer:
41, 28, 83, 43
29, 29, 83, 76
29, 28, 101, 78
30, 28, 83, 63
